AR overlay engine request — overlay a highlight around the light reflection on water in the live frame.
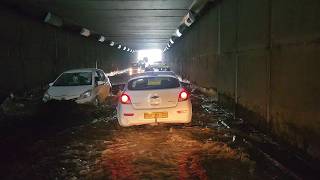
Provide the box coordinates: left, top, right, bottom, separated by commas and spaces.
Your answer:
100, 126, 255, 179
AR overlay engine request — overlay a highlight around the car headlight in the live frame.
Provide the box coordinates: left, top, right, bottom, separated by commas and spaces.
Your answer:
79, 90, 91, 99
43, 92, 51, 102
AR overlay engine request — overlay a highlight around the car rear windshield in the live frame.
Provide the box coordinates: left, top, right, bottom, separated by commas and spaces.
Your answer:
128, 77, 180, 90
53, 72, 92, 86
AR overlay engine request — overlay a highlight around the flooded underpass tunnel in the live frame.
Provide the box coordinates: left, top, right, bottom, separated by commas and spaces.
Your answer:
0, 0, 320, 179
0, 80, 296, 179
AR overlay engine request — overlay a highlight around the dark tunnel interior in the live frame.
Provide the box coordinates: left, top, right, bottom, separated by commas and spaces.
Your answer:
0, 0, 319, 179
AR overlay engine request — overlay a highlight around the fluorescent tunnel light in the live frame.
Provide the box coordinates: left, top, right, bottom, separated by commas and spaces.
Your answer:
176, 29, 182, 37
80, 28, 90, 37
98, 36, 105, 42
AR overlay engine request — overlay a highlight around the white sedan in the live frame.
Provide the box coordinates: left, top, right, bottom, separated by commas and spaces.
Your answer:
117, 74, 192, 127
43, 68, 111, 105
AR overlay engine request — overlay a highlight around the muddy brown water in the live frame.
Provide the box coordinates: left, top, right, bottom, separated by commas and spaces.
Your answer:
0, 92, 294, 180
0, 74, 302, 179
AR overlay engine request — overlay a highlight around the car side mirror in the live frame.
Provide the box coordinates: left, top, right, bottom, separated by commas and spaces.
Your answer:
49, 82, 53, 87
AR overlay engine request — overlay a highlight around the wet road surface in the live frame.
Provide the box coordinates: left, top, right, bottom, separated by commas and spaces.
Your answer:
0, 73, 318, 180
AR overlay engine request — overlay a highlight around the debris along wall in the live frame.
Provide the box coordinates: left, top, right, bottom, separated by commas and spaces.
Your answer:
0, 5, 132, 100
164, 0, 320, 159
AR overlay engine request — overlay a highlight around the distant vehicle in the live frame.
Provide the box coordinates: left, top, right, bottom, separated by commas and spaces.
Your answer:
128, 63, 143, 76
43, 68, 111, 105
117, 74, 192, 127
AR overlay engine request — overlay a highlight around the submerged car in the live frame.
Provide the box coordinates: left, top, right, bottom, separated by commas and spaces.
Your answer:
117, 74, 192, 127
43, 68, 111, 105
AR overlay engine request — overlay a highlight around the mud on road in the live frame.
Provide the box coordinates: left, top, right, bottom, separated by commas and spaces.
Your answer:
0, 77, 313, 179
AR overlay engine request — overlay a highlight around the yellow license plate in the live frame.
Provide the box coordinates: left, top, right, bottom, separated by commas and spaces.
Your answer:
144, 112, 168, 119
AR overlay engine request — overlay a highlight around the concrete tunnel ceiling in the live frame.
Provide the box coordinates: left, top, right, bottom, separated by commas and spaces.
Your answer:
8, 0, 195, 50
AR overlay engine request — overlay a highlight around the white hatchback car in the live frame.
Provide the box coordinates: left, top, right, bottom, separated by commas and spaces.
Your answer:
117, 75, 192, 127
43, 68, 111, 105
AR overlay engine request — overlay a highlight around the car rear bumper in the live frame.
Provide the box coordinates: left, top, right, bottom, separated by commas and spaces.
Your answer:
117, 101, 192, 127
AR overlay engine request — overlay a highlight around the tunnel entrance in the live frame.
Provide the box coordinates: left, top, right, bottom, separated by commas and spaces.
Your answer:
138, 49, 163, 65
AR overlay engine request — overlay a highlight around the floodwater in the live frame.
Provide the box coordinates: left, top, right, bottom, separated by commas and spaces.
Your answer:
0, 73, 312, 180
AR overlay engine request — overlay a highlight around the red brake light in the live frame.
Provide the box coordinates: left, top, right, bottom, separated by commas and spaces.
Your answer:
124, 113, 134, 116
120, 93, 131, 104
178, 89, 189, 102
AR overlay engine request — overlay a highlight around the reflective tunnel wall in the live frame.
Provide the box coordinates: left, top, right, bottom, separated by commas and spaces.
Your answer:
164, 0, 320, 159
0, 5, 133, 98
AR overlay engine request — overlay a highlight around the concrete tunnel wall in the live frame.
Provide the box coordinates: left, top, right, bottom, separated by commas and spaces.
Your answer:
0, 5, 134, 99
164, 0, 320, 159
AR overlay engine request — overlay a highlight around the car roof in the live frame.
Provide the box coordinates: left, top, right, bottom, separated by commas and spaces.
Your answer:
64, 68, 102, 73
143, 71, 176, 76
128, 74, 178, 82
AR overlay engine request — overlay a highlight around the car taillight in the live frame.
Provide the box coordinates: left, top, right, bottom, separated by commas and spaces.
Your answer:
120, 93, 131, 104
178, 89, 189, 102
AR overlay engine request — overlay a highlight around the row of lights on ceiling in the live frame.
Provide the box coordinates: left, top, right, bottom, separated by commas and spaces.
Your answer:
80, 28, 135, 53
163, 12, 195, 52
44, 12, 135, 53
163, 0, 212, 52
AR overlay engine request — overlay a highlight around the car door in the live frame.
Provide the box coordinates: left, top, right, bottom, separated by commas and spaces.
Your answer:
96, 70, 110, 102
104, 74, 112, 95
92, 71, 102, 101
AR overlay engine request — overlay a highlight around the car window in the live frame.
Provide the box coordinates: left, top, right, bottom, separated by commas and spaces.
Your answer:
53, 72, 92, 86
94, 71, 100, 82
128, 77, 180, 90
94, 71, 105, 82
97, 70, 106, 81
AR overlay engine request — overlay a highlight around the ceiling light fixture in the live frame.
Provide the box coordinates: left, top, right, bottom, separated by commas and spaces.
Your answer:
176, 29, 182, 37
44, 12, 63, 27
80, 28, 90, 37
184, 11, 195, 27
98, 36, 105, 42
169, 38, 174, 44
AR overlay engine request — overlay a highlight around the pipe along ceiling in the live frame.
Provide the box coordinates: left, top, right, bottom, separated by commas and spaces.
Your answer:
2, 0, 214, 51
